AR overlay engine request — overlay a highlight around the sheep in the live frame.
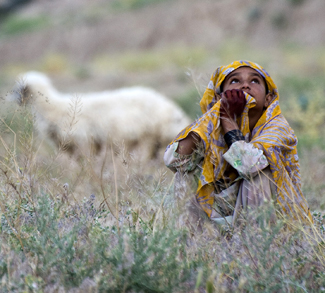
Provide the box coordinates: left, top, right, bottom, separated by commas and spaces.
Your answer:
7, 71, 191, 160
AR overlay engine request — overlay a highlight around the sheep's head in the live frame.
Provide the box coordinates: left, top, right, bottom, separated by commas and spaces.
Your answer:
8, 71, 52, 106
10, 79, 32, 106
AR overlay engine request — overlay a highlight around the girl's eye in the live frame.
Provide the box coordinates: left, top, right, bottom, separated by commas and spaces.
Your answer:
251, 79, 260, 84
230, 78, 239, 84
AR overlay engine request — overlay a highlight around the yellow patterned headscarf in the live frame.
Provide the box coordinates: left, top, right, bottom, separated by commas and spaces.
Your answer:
171, 60, 312, 223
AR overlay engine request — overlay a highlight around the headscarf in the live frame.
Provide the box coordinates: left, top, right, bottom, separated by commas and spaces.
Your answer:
171, 60, 312, 223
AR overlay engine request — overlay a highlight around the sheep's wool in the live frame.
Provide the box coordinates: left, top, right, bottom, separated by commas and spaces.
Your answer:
10, 71, 191, 160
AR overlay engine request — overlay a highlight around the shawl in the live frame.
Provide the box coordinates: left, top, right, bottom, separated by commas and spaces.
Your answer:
171, 60, 312, 223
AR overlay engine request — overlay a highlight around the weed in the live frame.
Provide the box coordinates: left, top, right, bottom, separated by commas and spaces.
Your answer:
175, 87, 202, 120
92, 47, 207, 73
111, 0, 171, 11
271, 12, 288, 29
0, 86, 325, 292
0, 14, 49, 37
287, 0, 305, 6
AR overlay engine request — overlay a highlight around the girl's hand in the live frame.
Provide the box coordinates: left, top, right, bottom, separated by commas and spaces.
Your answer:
220, 89, 246, 119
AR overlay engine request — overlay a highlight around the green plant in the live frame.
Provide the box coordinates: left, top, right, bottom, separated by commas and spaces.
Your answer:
0, 14, 50, 37
1, 94, 325, 292
111, 0, 171, 11
92, 47, 207, 73
175, 88, 203, 120
271, 12, 288, 29
287, 0, 305, 6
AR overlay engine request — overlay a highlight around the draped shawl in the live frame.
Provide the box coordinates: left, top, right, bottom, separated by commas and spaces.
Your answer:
171, 60, 312, 223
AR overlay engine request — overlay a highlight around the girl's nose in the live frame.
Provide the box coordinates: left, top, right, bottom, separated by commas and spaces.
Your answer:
241, 81, 250, 90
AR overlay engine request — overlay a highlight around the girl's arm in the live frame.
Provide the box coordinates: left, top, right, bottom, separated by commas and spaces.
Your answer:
176, 132, 201, 155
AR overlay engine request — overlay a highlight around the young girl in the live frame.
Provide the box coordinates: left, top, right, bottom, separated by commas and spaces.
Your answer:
164, 60, 312, 229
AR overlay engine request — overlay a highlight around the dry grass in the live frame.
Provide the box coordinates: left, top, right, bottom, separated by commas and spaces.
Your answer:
1, 1, 325, 289
0, 96, 325, 292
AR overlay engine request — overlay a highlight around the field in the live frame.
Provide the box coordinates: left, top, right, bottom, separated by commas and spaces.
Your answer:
1, 0, 325, 291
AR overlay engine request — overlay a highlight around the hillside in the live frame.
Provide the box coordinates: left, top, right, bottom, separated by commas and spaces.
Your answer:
1, 2, 325, 291
0, 0, 325, 100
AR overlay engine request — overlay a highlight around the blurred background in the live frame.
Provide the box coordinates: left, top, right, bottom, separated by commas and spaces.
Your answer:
0, 0, 325, 209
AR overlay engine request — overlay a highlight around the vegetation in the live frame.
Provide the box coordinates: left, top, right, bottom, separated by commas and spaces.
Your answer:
0, 14, 49, 37
1, 0, 325, 291
0, 97, 325, 292
111, 0, 171, 11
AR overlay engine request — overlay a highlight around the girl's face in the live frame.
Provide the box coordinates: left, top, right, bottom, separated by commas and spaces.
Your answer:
222, 66, 272, 116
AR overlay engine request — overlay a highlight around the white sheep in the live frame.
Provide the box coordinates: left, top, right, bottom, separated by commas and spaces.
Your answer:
8, 71, 191, 159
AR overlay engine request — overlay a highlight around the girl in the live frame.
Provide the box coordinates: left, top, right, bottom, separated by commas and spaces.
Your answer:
164, 60, 312, 230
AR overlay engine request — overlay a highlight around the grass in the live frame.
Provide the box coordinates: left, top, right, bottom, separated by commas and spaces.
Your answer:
278, 74, 325, 151
175, 87, 203, 120
92, 46, 208, 73
0, 14, 50, 38
111, 0, 171, 11
1, 94, 325, 292
1, 24, 325, 289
